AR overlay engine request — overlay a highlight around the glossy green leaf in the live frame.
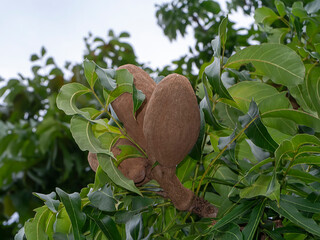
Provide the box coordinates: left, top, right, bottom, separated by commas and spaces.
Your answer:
225, 44, 305, 86
227, 81, 290, 113
97, 153, 141, 196
262, 109, 320, 132
281, 195, 320, 213
239, 100, 279, 152
88, 185, 117, 212
242, 200, 266, 240
269, 199, 320, 237
275, 0, 286, 16
211, 200, 256, 230
218, 129, 236, 164
254, 7, 279, 25
287, 169, 320, 183
125, 214, 143, 240
294, 155, 320, 165
213, 223, 243, 240
189, 108, 205, 160
292, 2, 308, 18
96, 66, 116, 92
33, 192, 60, 213
70, 116, 109, 154
24, 206, 51, 240
205, 58, 233, 100
218, 16, 228, 47
105, 68, 134, 105
177, 157, 197, 183
200, 86, 224, 129
200, 1, 220, 14
306, 65, 320, 117
211, 37, 221, 57
54, 207, 72, 234
87, 213, 121, 240
93, 166, 112, 191
240, 175, 280, 201
83, 59, 98, 88
56, 188, 86, 240
132, 84, 145, 117
14, 227, 25, 240
56, 83, 91, 117
115, 144, 145, 165
305, 0, 320, 14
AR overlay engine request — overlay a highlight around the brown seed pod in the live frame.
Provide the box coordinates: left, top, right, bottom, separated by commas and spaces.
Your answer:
143, 74, 200, 167
112, 138, 149, 185
87, 138, 149, 184
88, 152, 99, 172
111, 64, 156, 150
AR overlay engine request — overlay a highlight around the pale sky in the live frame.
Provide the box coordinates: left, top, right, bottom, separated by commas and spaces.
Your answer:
0, 0, 253, 80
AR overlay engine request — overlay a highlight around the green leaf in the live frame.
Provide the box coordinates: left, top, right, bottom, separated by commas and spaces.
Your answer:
218, 129, 237, 164
93, 166, 112, 191
227, 81, 290, 113
225, 44, 305, 87
56, 83, 91, 116
200, 1, 221, 14
275, 0, 286, 16
176, 156, 197, 183
213, 223, 243, 240
14, 227, 25, 240
292, 2, 308, 18
33, 192, 60, 213
30, 54, 39, 61
125, 214, 143, 240
56, 188, 86, 240
88, 185, 117, 212
46, 57, 55, 65
305, 0, 320, 14
254, 7, 279, 25
262, 109, 320, 132
200, 86, 224, 129
115, 144, 145, 165
87, 213, 121, 240
211, 37, 221, 57
240, 175, 280, 201
97, 153, 141, 196
96, 66, 116, 92
269, 199, 320, 237
205, 58, 233, 100
294, 155, 320, 165
239, 100, 279, 152
189, 108, 205, 160
105, 68, 134, 105
24, 206, 51, 240
211, 200, 256, 230
54, 207, 72, 234
242, 200, 266, 240
83, 59, 98, 88
281, 195, 320, 213
70, 116, 109, 154
287, 169, 320, 183
41, 46, 46, 56
306, 65, 320, 117
132, 84, 145, 117
218, 16, 228, 47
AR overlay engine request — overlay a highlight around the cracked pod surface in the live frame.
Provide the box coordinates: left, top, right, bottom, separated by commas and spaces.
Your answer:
111, 64, 156, 150
143, 74, 200, 167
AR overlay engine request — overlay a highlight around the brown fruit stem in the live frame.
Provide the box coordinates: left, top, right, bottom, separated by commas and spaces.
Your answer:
149, 165, 218, 218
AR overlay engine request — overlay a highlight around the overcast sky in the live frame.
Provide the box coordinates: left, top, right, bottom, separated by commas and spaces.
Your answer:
0, 0, 253, 80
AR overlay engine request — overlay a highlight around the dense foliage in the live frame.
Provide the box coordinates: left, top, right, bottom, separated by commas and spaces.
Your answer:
0, 0, 319, 239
